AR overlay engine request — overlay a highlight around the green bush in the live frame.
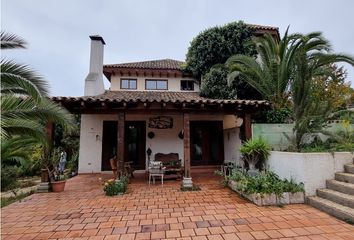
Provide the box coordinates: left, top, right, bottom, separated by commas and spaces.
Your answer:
227, 170, 304, 196
240, 138, 270, 171
103, 176, 129, 196
1, 166, 18, 191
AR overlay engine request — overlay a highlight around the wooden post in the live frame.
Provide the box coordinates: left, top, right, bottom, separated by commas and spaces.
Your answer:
244, 114, 252, 140
117, 112, 125, 179
183, 113, 191, 178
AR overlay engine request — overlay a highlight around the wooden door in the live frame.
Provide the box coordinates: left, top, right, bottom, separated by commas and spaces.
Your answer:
190, 121, 224, 166
101, 121, 118, 171
125, 121, 146, 170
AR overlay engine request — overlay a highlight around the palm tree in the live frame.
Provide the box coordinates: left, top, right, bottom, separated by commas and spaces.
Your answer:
1, 31, 74, 168
226, 29, 354, 150
0, 31, 74, 141
226, 28, 297, 109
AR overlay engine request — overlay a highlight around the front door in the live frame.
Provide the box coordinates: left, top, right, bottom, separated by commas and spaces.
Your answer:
101, 121, 118, 171
190, 121, 224, 166
125, 121, 146, 170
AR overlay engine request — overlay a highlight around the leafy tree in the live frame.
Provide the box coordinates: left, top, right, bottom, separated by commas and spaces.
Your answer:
0, 31, 74, 141
185, 21, 256, 79
312, 65, 354, 111
227, 29, 296, 109
227, 29, 354, 151
1, 32, 75, 173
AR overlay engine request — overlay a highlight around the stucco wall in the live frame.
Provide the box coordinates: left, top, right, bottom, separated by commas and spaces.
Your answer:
268, 151, 354, 196
110, 74, 200, 92
78, 113, 236, 173
223, 127, 241, 165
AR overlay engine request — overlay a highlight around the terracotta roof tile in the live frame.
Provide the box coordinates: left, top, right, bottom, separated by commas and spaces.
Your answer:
104, 59, 184, 71
52, 91, 270, 106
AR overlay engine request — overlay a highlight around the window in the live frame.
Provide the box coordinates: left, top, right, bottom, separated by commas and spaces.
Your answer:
145, 79, 168, 90
120, 79, 137, 89
181, 80, 194, 91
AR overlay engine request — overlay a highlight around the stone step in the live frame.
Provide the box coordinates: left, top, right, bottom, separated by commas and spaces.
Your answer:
307, 196, 354, 223
335, 172, 354, 184
326, 179, 354, 195
345, 164, 354, 174
317, 188, 354, 208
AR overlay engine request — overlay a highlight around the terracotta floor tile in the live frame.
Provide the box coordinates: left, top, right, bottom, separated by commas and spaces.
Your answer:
1, 174, 353, 240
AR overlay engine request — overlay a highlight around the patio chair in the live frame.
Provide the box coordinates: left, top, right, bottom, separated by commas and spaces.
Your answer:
148, 161, 166, 186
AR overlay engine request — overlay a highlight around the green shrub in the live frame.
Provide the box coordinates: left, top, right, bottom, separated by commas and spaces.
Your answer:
103, 176, 129, 196
227, 170, 304, 196
240, 138, 270, 172
1, 166, 18, 191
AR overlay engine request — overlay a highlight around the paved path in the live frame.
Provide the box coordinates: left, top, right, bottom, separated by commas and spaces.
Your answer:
1, 173, 353, 239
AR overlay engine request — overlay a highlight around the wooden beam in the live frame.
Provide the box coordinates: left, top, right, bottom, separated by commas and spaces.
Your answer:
244, 114, 252, 140
183, 113, 191, 178
117, 112, 125, 179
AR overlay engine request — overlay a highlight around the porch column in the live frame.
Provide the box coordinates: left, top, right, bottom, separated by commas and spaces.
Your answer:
243, 113, 252, 140
117, 112, 125, 179
182, 113, 193, 188
37, 121, 54, 192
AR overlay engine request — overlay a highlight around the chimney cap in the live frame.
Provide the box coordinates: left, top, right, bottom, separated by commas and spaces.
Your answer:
89, 35, 105, 45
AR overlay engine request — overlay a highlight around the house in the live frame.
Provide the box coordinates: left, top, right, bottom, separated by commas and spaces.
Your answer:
53, 25, 278, 184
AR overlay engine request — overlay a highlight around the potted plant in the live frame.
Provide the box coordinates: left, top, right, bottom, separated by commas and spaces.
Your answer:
240, 138, 270, 176
48, 148, 68, 192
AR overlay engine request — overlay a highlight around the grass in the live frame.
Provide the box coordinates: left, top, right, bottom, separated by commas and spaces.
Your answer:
1, 176, 40, 192
1, 190, 35, 208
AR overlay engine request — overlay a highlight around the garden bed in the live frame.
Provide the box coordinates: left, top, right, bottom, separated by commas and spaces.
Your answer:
228, 180, 304, 206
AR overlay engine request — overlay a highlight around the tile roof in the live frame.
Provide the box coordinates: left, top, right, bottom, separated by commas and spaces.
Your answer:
248, 24, 279, 31
104, 59, 184, 71
52, 91, 270, 106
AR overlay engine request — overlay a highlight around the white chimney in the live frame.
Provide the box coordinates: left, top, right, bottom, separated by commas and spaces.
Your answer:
84, 35, 105, 96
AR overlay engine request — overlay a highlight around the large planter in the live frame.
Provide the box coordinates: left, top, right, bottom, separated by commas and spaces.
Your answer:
51, 180, 66, 192
228, 180, 304, 206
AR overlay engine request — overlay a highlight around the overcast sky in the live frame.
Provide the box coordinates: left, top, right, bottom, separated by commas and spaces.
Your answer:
2, 0, 354, 96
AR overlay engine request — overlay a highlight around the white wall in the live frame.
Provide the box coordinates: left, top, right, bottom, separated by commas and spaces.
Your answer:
223, 128, 242, 165
110, 74, 200, 92
268, 151, 354, 196
78, 113, 237, 173
79, 114, 119, 173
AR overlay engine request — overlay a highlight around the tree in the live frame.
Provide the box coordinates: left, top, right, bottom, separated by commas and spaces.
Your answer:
1, 32, 74, 174
0, 31, 74, 141
226, 29, 296, 109
227, 29, 354, 151
185, 21, 256, 79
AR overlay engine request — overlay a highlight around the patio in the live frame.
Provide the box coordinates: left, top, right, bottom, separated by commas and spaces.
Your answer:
1, 172, 353, 240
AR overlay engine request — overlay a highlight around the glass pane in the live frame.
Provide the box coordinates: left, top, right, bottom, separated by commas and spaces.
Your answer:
121, 79, 129, 89
193, 128, 203, 161
129, 80, 137, 89
146, 80, 156, 89
157, 81, 167, 90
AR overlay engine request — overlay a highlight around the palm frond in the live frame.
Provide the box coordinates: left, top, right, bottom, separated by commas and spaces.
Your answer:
0, 31, 27, 49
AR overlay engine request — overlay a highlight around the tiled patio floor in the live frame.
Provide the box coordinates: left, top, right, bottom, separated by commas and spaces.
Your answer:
1, 172, 353, 240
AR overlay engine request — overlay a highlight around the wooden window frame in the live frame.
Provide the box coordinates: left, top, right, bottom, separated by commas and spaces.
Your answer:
180, 80, 195, 91
120, 78, 137, 90
145, 79, 168, 90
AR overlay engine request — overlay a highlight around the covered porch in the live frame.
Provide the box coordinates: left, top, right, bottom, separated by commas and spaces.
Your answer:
53, 91, 270, 182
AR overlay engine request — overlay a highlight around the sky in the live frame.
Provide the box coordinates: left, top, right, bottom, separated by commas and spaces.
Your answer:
2, 0, 354, 96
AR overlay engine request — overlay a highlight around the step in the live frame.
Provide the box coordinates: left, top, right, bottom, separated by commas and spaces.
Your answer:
307, 196, 354, 222
345, 164, 354, 174
326, 179, 354, 195
317, 188, 354, 208
335, 172, 354, 184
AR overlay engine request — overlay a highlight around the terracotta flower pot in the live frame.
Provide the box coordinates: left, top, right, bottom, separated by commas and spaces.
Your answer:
51, 180, 66, 192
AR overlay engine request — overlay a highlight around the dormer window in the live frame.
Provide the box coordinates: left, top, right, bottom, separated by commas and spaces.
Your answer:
181, 80, 194, 91
121, 79, 137, 89
145, 79, 168, 90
